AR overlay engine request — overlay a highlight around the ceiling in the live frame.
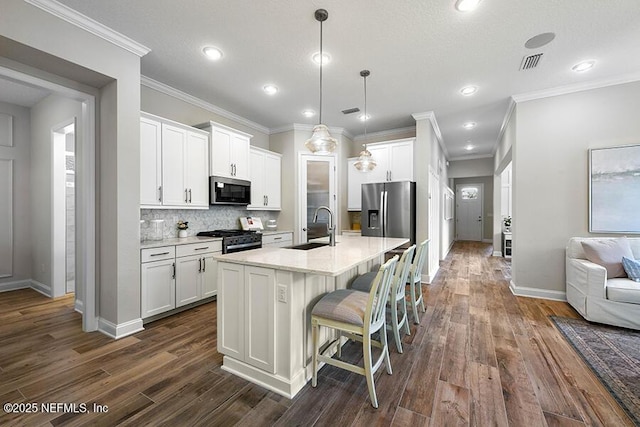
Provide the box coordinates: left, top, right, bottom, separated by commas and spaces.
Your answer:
24, 1, 640, 158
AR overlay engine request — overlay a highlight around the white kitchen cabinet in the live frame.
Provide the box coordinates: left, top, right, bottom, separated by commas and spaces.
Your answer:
248, 147, 281, 210
175, 241, 222, 307
262, 232, 292, 248
197, 121, 252, 180
141, 246, 176, 318
140, 112, 210, 209
140, 116, 162, 206
347, 138, 415, 210
217, 264, 276, 373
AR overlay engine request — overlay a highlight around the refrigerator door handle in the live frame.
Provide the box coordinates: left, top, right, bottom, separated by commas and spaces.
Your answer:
383, 190, 389, 236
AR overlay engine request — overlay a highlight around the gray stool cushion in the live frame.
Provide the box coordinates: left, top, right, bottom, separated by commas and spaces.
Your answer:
311, 289, 370, 326
350, 271, 377, 292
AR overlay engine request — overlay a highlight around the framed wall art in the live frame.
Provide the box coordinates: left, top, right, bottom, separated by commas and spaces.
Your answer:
589, 144, 640, 233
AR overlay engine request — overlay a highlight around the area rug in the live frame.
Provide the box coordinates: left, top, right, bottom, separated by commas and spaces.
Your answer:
550, 316, 640, 425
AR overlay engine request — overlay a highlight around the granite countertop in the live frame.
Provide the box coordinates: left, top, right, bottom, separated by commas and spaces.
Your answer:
140, 235, 222, 250
213, 235, 408, 277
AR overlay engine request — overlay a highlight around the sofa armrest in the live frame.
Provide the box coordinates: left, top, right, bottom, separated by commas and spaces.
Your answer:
566, 257, 607, 298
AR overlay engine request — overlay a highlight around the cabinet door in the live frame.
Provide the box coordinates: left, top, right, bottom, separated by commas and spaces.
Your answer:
201, 253, 218, 298
244, 266, 276, 373
141, 259, 175, 318
175, 255, 201, 307
347, 158, 366, 211
231, 134, 250, 180
161, 124, 187, 206
388, 140, 414, 182
247, 149, 264, 209
211, 127, 232, 177
140, 117, 162, 206
217, 263, 245, 359
365, 145, 389, 183
263, 152, 281, 210
186, 131, 210, 207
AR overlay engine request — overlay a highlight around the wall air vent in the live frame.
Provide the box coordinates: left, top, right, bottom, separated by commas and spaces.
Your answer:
520, 53, 543, 70
341, 107, 360, 115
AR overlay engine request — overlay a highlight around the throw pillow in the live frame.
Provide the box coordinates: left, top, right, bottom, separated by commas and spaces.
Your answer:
581, 237, 634, 278
622, 257, 640, 282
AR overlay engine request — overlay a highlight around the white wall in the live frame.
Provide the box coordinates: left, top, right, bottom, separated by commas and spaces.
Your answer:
512, 81, 640, 299
449, 157, 494, 178
0, 102, 31, 287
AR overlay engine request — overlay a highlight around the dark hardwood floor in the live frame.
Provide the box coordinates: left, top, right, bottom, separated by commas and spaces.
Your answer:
0, 242, 633, 426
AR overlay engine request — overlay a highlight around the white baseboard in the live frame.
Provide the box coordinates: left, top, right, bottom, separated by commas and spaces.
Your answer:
30, 280, 52, 297
493, 251, 503, 257
509, 280, 567, 301
482, 238, 493, 243
0, 279, 32, 293
423, 265, 439, 284
74, 298, 84, 314
98, 317, 144, 339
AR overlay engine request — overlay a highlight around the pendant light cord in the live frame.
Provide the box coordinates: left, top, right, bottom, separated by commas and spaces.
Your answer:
319, 19, 323, 125
363, 73, 367, 147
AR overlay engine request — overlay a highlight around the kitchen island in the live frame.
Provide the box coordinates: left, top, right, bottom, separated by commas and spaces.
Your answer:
214, 235, 408, 398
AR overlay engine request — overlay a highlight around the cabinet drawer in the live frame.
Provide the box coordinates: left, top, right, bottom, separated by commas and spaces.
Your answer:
262, 233, 292, 246
176, 240, 222, 257
141, 246, 175, 263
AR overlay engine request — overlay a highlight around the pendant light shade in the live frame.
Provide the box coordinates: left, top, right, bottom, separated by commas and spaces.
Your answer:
354, 69, 377, 172
305, 9, 338, 154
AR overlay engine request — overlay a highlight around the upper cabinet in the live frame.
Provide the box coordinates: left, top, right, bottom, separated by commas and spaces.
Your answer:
347, 138, 415, 211
248, 147, 281, 210
140, 112, 210, 209
196, 121, 252, 181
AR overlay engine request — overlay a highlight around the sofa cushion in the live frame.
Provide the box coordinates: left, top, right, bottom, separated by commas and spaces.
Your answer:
622, 257, 640, 282
607, 278, 640, 305
581, 237, 634, 278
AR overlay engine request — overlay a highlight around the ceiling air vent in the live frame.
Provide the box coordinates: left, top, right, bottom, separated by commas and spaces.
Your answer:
520, 53, 543, 70
341, 107, 360, 115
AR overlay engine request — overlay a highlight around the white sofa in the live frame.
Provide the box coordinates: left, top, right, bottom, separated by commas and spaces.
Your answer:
566, 237, 640, 330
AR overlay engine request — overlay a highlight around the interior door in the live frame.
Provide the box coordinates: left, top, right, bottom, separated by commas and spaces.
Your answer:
299, 154, 336, 243
456, 184, 483, 241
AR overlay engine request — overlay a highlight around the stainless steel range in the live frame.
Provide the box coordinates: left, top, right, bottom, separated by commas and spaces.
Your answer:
196, 229, 262, 253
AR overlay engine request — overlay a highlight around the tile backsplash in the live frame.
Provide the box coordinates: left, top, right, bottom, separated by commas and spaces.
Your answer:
140, 206, 279, 240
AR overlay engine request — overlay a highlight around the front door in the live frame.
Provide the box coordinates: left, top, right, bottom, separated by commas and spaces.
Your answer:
456, 184, 483, 241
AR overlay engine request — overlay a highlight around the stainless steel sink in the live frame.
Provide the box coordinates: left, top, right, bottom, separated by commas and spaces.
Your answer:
286, 242, 330, 250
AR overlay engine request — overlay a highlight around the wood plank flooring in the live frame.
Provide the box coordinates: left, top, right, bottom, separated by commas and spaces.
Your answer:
0, 241, 634, 426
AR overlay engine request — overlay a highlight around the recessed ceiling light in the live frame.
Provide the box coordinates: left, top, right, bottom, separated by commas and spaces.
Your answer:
572, 60, 596, 73
465, 144, 474, 151
202, 46, 223, 61
302, 109, 316, 118
455, 0, 482, 12
460, 85, 478, 96
359, 113, 371, 122
263, 84, 278, 95
463, 122, 477, 129
312, 52, 331, 65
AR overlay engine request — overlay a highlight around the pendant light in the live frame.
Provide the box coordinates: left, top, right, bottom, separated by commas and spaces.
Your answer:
305, 9, 338, 154
354, 70, 377, 172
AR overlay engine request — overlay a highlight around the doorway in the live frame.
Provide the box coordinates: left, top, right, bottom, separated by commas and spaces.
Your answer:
298, 153, 336, 243
456, 183, 483, 241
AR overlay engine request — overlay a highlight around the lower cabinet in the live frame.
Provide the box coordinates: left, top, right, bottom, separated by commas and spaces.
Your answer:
218, 263, 276, 373
141, 240, 221, 320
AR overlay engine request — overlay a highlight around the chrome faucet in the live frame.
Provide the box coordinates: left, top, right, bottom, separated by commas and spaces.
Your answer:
313, 205, 336, 246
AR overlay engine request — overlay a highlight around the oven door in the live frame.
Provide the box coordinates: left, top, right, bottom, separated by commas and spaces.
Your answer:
224, 241, 262, 254
210, 176, 251, 205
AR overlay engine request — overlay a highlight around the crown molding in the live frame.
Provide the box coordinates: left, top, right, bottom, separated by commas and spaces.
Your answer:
492, 97, 516, 156
353, 126, 416, 142
25, 0, 150, 57
512, 72, 640, 103
412, 111, 449, 159
448, 153, 494, 162
141, 76, 270, 134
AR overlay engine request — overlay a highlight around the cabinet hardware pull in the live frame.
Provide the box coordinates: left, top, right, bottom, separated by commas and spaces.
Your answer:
189, 189, 192, 203
185, 189, 188, 203
230, 164, 233, 175
198, 258, 202, 272
150, 252, 170, 256
194, 247, 209, 251
274, 237, 282, 240
172, 262, 176, 279
202, 258, 206, 272
266, 195, 269, 205
158, 186, 162, 202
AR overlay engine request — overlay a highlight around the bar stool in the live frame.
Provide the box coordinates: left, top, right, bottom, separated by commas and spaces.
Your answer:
351, 245, 416, 353
311, 255, 398, 408
408, 239, 429, 324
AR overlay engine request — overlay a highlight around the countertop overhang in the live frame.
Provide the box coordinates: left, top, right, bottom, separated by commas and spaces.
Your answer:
213, 235, 409, 277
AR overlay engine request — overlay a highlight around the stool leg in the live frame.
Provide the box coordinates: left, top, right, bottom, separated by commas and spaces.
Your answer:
410, 280, 421, 324
312, 319, 319, 387
391, 299, 403, 353
363, 333, 378, 409
401, 297, 411, 336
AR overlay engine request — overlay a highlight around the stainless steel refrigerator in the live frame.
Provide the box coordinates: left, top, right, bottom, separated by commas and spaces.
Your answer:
361, 181, 416, 244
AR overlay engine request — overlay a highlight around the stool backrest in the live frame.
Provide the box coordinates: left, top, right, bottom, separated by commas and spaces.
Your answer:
365, 255, 398, 334
393, 245, 416, 301
410, 239, 430, 283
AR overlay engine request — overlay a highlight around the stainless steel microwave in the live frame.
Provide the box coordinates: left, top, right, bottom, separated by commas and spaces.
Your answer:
209, 176, 251, 205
